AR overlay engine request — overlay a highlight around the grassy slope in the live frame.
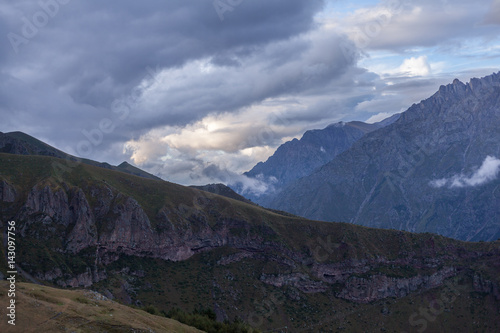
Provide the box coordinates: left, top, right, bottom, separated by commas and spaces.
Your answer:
115, 161, 162, 180
1, 152, 500, 269
1, 153, 500, 331
2, 153, 498, 255
0, 281, 203, 333
4, 131, 68, 156
2, 132, 160, 180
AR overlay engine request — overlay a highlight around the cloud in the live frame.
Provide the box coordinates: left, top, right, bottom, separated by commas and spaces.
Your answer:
1, 0, 499, 188
430, 156, 500, 188
128, 30, 358, 131
0, 0, 326, 156
200, 164, 275, 196
124, 140, 275, 196
483, 0, 500, 25
2, 0, 324, 102
340, 0, 495, 52
399, 56, 431, 77
365, 112, 394, 124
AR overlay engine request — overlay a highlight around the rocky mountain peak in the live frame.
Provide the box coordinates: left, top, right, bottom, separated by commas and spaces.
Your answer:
442, 72, 499, 98
268, 72, 500, 242
401, 71, 500, 123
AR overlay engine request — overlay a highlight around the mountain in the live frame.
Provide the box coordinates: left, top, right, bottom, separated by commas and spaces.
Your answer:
1, 149, 500, 331
116, 161, 161, 180
243, 115, 399, 204
0, 131, 161, 181
190, 183, 254, 205
269, 72, 500, 242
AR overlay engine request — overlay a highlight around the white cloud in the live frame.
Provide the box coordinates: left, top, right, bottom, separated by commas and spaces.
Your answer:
429, 178, 448, 188
123, 110, 283, 195
338, 0, 492, 52
430, 156, 500, 188
365, 55, 432, 78
398, 56, 431, 77
365, 112, 393, 124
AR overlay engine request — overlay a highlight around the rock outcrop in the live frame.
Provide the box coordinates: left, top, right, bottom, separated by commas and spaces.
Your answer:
0, 180, 16, 203
335, 266, 456, 303
473, 272, 500, 301
260, 273, 328, 293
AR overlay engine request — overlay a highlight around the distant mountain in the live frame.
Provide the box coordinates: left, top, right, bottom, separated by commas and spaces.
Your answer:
0, 131, 161, 181
243, 114, 399, 204
269, 72, 500, 242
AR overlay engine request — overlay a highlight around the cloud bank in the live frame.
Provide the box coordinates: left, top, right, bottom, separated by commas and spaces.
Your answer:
430, 156, 500, 188
1, 0, 499, 187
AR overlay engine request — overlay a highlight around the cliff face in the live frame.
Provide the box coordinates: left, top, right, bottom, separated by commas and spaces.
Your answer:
15, 181, 272, 263
0, 180, 16, 203
269, 72, 500, 241
335, 266, 457, 303
2, 173, 498, 305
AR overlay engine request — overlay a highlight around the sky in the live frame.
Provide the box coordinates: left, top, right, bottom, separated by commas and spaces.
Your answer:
1, 0, 499, 193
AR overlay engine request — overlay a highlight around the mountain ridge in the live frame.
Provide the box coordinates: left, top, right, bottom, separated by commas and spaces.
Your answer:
0, 131, 161, 181
190, 183, 255, 205
268, 72, 500, 241
242, 114, 400, 204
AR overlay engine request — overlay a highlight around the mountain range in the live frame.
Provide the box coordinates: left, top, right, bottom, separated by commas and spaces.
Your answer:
245, 72, 500, 242
242, 114, 400, 204
0, 132, 499, 331
1, 73, 500, 331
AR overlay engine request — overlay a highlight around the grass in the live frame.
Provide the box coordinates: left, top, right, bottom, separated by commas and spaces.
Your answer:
0, 281, 204, 333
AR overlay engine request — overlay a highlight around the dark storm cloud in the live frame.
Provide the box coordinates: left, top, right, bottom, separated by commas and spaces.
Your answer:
3, 0, 497, 186
2, 0, 324, 105
0, 0, 326, 155
125, 31, 358, 132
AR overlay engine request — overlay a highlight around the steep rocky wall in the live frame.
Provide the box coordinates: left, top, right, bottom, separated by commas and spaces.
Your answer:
2, 179, 499, 304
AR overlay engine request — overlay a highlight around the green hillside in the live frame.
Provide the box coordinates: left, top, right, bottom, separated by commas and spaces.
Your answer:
0, 152, 499, 332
